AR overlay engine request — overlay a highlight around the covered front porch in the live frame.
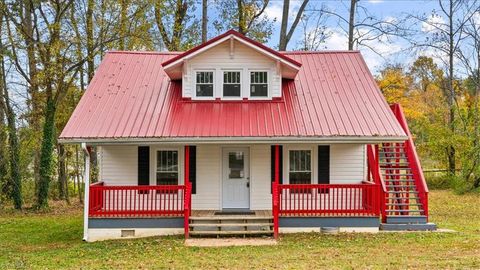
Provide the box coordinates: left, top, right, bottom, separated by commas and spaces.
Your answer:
85, 142, 386, 239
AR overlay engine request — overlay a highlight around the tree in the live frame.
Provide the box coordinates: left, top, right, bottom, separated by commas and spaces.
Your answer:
154, 0, 199, 51
278, 0, 309, 50
409, 0, 479, 176
0, 8, 22, 209
297, 8, 330, 51
213, 0, 273, 42
321, 0, 409, 53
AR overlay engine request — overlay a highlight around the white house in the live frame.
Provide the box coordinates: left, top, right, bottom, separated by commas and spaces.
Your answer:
59, 30, 435, 242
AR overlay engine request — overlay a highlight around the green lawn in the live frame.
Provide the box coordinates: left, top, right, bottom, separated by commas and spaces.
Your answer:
1, 190, 479, 269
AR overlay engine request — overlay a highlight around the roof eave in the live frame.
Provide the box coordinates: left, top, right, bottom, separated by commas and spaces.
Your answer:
58, 135, 409, 145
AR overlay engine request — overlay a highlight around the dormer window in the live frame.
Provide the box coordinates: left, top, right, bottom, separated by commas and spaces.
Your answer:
223, 71, 241, 97
250, 71, 268, 97
196, 71, 214, 97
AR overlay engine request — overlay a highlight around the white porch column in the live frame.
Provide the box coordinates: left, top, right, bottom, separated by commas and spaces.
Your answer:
81, 143, 90, 241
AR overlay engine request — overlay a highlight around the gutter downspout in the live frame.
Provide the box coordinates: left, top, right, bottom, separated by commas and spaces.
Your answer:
82, 143, 90, 241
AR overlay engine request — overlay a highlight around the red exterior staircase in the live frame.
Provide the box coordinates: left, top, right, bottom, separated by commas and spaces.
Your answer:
378, 104, 436, 230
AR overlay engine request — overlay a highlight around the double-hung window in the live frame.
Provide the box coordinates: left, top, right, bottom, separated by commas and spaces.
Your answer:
223, 71, 241, 97
250, 71, 268, 97
196, 71, 214, 97
156, 150, 179, 185
288, 150, 312, 184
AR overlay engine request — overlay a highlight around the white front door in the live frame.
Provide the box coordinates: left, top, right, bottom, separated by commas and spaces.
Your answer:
222, 148, 250, 209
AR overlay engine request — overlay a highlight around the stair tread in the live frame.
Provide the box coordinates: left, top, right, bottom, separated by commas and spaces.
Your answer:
190, 216, 273, 221
190, 223, 273, 227
386, 203, 422, 206
386, 209, 424, 212
190, 230, 273, 235
384, 179, 415, 181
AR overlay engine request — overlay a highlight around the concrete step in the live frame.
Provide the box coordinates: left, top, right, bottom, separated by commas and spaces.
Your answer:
380, 223, 437, 231
190, 230, 274, 236
386, 215, 428, 224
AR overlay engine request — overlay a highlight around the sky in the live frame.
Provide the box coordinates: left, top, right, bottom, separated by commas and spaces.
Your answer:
258, 0, 441, 72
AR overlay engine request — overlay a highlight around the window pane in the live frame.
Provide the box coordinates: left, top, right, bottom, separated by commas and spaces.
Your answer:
250, 84, 268, 97
196, 84, 213, 97
289, 150, 311, 184
156, 151, 178, 185
224, 84, 241, 97
228, 151, 244, 178
289, 172, 311, 184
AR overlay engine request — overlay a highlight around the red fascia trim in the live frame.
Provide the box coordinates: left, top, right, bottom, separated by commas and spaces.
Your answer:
161, 29, 302, 68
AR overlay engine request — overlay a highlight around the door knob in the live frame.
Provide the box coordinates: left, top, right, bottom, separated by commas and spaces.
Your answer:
246, 182, 250, 188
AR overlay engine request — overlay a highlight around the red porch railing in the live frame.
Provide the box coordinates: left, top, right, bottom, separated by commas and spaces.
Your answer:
89, 183, 188, 217
275, 183, 381, 217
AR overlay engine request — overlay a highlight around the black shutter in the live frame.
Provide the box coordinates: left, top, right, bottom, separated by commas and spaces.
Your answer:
317, 145, 330, 184
138, 146, 150, 186
189, 146, 197, 194
271, 145, 283, 193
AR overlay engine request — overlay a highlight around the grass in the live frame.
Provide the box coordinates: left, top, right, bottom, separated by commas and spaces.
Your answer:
0, 190, 479, 269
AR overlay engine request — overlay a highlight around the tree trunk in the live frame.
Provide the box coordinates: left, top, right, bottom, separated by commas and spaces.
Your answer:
57, 144, 67, 201
22, 1, 42, 194
86, 0, 94, 82
119, 0, 128, 51
446, 0, 456, 176
76, 144, 83, 203
348, 0, 357, 50
0, 94, 7, 201
279, 0, 290, 50
237, 0, 246, 34
279, 0, 309, 51
36, 97, 56, 208
202, 0, 207, 43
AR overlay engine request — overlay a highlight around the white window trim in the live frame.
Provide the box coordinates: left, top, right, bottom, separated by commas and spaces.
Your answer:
221, 69, 243, 100
193, 70, 215, 100
248, 70, 271, 100
284, 145, 315, 185
150, 146, 184, 185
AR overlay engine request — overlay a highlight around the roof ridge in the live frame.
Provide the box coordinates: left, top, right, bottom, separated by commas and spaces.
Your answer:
107, 51, 181, 55
282, 50, 361, 55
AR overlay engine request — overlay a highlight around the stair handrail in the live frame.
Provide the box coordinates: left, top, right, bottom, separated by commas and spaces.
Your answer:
390, 103, 429, 218
366, 144, 387, 220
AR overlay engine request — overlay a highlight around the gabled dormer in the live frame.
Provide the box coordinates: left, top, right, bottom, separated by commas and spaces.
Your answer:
162, 30, 301, 100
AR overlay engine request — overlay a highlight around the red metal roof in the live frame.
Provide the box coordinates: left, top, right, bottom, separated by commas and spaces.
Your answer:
59, 50, 406, 142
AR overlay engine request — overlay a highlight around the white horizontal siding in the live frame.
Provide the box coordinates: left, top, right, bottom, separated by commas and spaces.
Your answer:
99, 145, 137, 185
250, 145, 271, 210
192, 145, 221, 210
330, 144, 366, 184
